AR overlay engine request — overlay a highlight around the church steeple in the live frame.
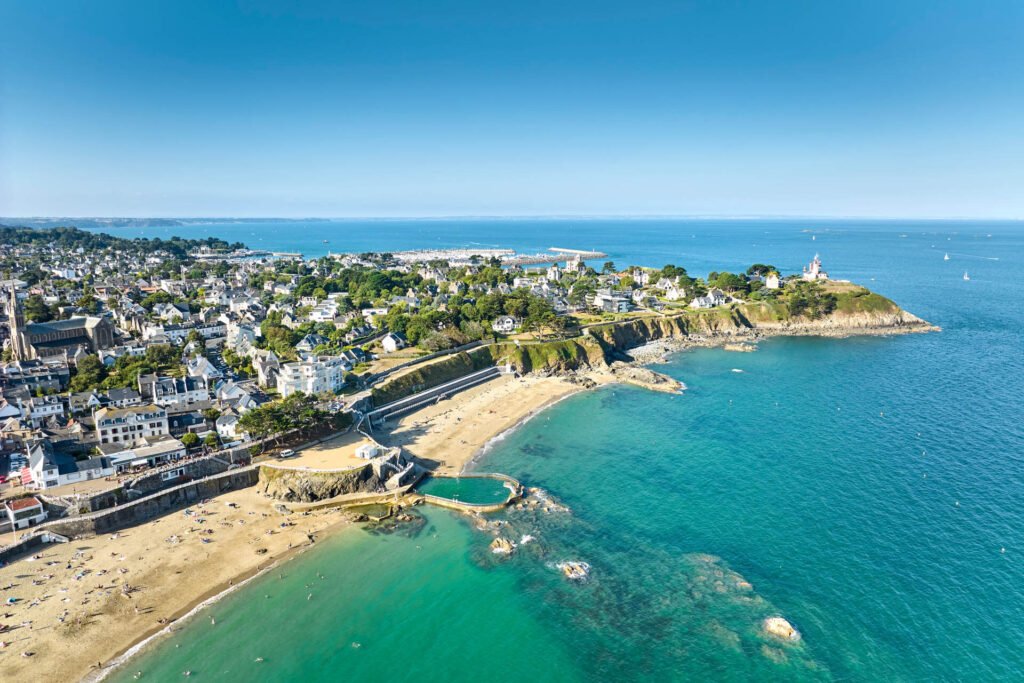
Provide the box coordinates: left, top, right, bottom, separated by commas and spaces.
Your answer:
6, 286, 28, 360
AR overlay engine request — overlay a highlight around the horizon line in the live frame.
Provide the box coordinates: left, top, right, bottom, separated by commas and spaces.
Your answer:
4, 214, 1024, 223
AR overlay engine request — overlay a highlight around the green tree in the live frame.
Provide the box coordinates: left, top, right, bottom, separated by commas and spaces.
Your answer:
75, 294, 101, 314
181, 432, 200, 448
204, 433, 219, 449
23, 294, 53, 322
69, 355, 107, 392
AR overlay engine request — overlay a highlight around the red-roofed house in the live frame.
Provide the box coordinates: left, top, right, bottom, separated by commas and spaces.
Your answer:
4, 496, 46, 530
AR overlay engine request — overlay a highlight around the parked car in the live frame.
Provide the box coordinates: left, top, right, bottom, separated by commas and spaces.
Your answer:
277, 449, 296, 459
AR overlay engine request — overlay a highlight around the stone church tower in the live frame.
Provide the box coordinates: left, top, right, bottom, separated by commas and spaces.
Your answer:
5, 287, 29, 361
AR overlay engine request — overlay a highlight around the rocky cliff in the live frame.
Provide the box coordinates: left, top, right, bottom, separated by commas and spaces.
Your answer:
256, 449, 421, 502
586, 294, 935, 355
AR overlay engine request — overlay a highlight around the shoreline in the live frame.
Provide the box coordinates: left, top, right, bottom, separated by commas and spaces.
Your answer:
86, 514, 358, 683
0, 488, 354, 682
463, 386, 593, 473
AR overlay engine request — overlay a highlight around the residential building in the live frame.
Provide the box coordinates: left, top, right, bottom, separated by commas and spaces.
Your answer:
138, 374, 210, 407
4, 496, 46, 530
20, 395, 66, 427
186, 356, 224, 383
26, 440, 114, 489
381, 332, 407, 354
94, 404, 169, 444
491, 316, 520, 334
591, 288, 633, 313
276, 356, 350, 397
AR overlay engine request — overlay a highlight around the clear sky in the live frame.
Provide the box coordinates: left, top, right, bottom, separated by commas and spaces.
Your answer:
1, 1, 1023, 218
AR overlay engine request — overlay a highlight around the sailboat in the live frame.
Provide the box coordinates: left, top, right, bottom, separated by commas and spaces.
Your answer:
944, 253, 950, 261
963, 271, 970, 281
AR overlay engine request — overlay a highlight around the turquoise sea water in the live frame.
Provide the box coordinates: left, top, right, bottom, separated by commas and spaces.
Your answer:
109, 220, 1024, 681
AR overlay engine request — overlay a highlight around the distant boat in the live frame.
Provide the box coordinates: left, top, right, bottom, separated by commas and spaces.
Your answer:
323, 239, 329, 243
811, 235, 816, 241
944, 253, 950, 261
963, 271, 970, 281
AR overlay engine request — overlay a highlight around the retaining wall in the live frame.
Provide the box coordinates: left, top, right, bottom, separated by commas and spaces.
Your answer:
31, 467, 259, 539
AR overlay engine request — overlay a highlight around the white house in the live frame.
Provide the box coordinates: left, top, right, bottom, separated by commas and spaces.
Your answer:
186, 356, 224, 383
27, 441, 115, 490
138, 374, 210, 407
491, 315, 519, 334
631, 268, 651, 287
689, 288, 728, 309
381, 332, 407, 354
276, 356, 351, 397
663, 284, 687, 301
5, 496, 46, 530
216, 411, 246, 440
765, 272, 781, 289
20, 395, 65, 427
361, 307, 389, 326
309, 300, 340, 322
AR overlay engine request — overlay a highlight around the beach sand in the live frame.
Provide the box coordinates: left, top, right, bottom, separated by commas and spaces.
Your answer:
375, 373, 601, 474
0, 487, 349, 682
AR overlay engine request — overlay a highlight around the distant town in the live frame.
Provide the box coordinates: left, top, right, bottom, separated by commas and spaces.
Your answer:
0, 224, 840, 530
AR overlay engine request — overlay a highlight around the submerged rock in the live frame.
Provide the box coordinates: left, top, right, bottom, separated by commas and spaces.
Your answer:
763, 616, 801, 642
557, 561, 591, 581
490, 537, 517, 555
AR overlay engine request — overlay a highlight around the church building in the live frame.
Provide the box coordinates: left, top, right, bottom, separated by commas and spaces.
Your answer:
5, 287, 115, 361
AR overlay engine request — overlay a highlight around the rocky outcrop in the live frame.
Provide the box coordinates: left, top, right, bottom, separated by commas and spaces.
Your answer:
602, 362, 685, 393
763, 616, 801, 642
490, 537, 516, 555
256, 450, 421, 502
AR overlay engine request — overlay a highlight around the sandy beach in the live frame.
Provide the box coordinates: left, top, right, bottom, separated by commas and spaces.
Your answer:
0, 488, 350, 682
375, 373, 601, 473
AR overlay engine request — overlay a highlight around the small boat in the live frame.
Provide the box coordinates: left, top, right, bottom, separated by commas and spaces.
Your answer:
944, 253, 950, 261
323, 239, 329, 243
963, 271, 970, 281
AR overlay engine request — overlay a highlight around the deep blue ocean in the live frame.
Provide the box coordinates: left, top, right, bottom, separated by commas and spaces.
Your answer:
108, 219, 1024, 681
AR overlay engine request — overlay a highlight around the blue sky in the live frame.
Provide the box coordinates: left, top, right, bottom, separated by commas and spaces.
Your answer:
1, 1, 1023, 218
